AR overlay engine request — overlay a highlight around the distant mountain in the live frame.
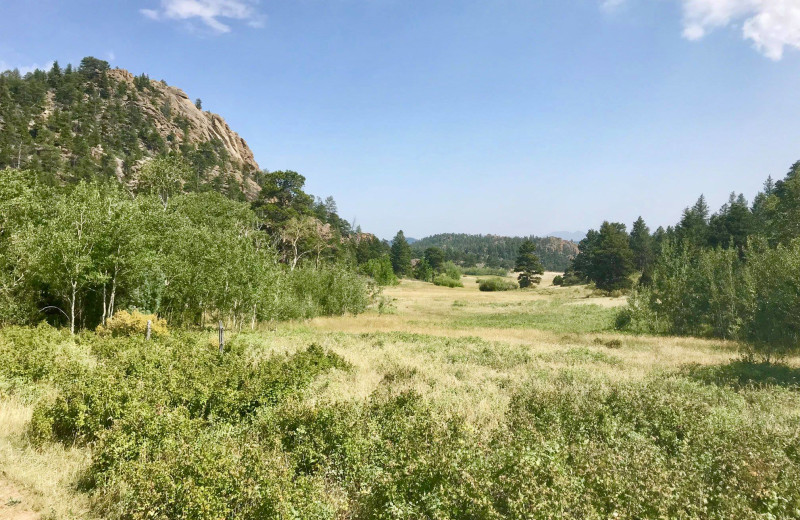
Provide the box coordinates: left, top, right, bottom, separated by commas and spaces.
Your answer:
0, 56, 262, 199
411, 233, 578, 271
548, 230, 586, 242
406, 237, 419, 244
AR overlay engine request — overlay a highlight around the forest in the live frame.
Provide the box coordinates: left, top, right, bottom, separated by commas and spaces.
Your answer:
560, 161, 800, 360
410, 233, 577, 271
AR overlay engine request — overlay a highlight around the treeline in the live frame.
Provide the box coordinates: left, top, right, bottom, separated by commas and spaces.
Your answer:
0, 166, 374, 333
410, 233, 577, 271
567, 161, 800, 359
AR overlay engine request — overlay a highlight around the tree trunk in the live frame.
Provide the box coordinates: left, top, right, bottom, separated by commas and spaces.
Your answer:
109, 277, 117, 319
101, 284, 107, 326
70, 282, 77, 335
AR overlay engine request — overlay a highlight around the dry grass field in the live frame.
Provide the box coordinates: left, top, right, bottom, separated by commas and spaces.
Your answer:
283, 273, 750, 426
1, 274, 799, 519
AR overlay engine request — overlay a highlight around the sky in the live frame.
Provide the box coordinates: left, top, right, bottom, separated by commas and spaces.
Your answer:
2, 0, 800, 240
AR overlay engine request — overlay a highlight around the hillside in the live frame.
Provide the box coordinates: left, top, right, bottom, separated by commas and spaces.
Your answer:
0, 57, 262, 199
411, 233, 579, 271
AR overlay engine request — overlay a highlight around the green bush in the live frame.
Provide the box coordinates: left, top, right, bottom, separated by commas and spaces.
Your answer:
359, 255, 398, 286
284, 265, 372, 319
96, 309, 168, 338
7, 326, 800, 519
462, 267, 508, 276
433, 275, 463, 288
31, 334, 349, 445
552, 275, 564, 286
478, 277, 518, 292
561, 271, 585, 286
441, 261, 462, 280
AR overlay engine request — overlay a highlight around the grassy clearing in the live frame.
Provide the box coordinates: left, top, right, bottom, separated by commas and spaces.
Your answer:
0, 274, 799, 518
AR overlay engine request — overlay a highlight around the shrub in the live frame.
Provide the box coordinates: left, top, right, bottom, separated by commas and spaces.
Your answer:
433, 275, 463, 288
441, 261, 462, 280
552, 275, 564, 286
360, 255, 398, 286
7, 325, 800, 519
561, 271, 584, 286
462, 267, 508, 276
96, 309, 168, 338
478, 277, 518, 292
285, 265, 372, 319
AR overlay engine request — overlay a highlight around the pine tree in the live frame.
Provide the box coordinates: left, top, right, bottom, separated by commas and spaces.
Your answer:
423, 247, 445, 272
515, 239, 544, 288
629, 216, 653, 271
676, 195, 710, 248
390, 230, 412, 277
708, 193, 753, 250
591, 222, 634, 291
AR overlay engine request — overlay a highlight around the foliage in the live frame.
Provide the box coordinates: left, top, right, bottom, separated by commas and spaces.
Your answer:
461, 266, 508, 276
423, 246, 445, 271
96, 309, 168, 338
390, 230, 412, 277
571, 222, 634, 291
622, 237, 800, 360
629, 216, 654, 270
410, 233, 578, 271
478, 277, 518, 291
136, 155, 192, 208
413, 257, 434, 282
441, 260, 462, 280
8, 324, 799, 519
552, 274, 564, 285
515, 239, 544, 288
359, 255, 398, 286
433, 274, 463, 288
0, 173, 371, 331
0, 58, 249, 188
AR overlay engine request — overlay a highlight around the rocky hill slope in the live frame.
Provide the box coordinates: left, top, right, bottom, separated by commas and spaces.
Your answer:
0, 56, 261, 199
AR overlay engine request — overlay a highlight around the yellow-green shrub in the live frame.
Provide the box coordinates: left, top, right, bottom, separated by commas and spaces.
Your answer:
97, 310, 168, 338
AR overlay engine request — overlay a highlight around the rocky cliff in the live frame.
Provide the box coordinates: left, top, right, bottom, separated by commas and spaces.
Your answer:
0, 57, 262, 199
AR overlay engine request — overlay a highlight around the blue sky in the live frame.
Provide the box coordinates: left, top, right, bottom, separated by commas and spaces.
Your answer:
2, 0, 800, 239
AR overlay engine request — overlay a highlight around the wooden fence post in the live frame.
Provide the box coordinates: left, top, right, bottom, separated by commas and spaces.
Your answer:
146, 320, 152, 340
218, 320, 224, 354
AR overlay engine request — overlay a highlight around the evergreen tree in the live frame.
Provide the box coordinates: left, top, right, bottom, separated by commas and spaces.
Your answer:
423, 247, 445, 272
414, 258, 434, 282
629, 216, 654, 271
773, 161, 800, 244
570, 229, 601, 283
708, 193, 753, 250
751, 176, 779, 244
676, 195, 710, 248
578, 222, 634, 291
390, 230, 412, 277
515, 239, 544, 288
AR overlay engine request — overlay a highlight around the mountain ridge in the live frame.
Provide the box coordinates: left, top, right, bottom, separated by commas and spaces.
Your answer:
0, 57, 262, 199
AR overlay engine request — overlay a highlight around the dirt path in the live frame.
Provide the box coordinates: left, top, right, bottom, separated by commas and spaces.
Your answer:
0, 478, 39, 520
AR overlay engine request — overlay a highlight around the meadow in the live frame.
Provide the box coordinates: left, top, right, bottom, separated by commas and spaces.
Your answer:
2, 273, 800, 519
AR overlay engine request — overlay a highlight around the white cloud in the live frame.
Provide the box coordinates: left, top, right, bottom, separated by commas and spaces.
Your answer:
605, 0, 800, 60
602, 0, 627, 11
0, 60, 54, 75
140, 0, 264, 34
